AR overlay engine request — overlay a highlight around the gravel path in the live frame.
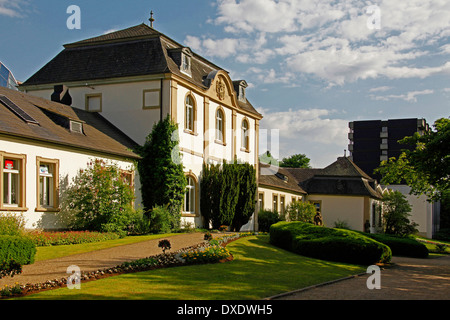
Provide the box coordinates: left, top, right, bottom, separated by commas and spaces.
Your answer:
0, 232, 208, 288
269, 255, 450, 300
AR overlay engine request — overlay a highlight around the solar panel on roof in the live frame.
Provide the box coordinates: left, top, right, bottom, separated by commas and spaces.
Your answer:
0, 95, 40, 125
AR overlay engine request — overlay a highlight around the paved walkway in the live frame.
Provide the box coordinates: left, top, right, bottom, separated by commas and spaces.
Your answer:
0, 232, 208, 288
269, 255, 450, 300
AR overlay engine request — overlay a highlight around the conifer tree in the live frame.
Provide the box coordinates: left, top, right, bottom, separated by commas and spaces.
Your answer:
137, 115, 186, 230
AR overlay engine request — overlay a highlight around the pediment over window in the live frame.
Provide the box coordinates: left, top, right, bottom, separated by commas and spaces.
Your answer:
203, 71, 237, 107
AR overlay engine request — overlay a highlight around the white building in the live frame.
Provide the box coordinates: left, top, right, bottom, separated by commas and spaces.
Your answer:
20, 23, 262, 229
0, 86, 140, 229
259, 157, 387, 233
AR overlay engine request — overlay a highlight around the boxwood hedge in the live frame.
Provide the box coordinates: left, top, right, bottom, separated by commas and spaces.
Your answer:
0, 235, 36, 274
269, 221, 392, 265
363, 233, 428, 258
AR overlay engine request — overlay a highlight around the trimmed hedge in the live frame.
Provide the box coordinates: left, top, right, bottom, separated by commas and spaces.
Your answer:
0, 235, 36, 267
270, 221, 392, 265
363, 233, 429, 258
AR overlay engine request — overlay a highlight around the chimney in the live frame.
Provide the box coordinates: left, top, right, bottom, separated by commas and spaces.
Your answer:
51, 85, 72, 106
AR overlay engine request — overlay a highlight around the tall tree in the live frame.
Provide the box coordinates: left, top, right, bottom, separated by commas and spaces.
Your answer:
376, 117, 449, 202
137, 115, 187, 229
201, 161, 257, 231
382, 190, 417, 236
280, 153, 311, 168
231, 163, 257, 231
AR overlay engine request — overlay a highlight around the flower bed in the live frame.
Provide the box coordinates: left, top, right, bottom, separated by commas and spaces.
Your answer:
25, 230, 122, 247
1, 232, 257, 298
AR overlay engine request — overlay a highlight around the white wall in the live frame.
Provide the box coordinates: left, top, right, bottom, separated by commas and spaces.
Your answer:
306, 195, 366, 231
0, 137, 139, 230
22, 79, 166, 146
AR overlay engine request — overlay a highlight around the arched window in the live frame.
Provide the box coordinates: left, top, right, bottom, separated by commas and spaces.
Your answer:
241, 119, 249, 151
215, 108, 224, 142
184, 176, 196, 214
185, 94, 195, 132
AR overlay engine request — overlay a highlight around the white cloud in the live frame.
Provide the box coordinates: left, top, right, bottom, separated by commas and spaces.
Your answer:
257, 107, 349, 167
0, 0, 28, 17
370, 89, 435, 103
369, 86, 392, 93
200, 0, 450, 86
185, 35, 242, 59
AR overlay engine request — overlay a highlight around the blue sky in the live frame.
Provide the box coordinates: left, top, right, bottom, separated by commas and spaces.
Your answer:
1, 0, 449, 167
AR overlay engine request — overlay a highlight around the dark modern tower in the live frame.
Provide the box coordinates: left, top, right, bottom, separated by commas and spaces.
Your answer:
348, 118, 429, 181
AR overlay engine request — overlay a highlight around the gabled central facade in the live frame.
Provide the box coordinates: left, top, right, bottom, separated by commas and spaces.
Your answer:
20, 23, 263, 229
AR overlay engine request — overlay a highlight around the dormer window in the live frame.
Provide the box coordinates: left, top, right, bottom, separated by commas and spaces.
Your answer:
233, 80, 248, 102
182, 54, 191, 74
168, 47, 192, 77
239, 85, 245, 101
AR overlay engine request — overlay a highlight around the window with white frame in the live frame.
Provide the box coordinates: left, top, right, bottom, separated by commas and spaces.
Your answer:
184, 176, 195, 214
216, 108, 224, 142
181, 54, 191, 73
3, 159, 20, 206
36, 157, 59, 210
185, 94, 195, 132
241, 119, 249, 151
1, 152, 26, 210
39, 164, 53, 207
280, 195, 285, 215
258, 192, 264, 211
272, 194, 278, 212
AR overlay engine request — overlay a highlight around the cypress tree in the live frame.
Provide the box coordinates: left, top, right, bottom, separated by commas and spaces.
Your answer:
231, 163, 257, 231
137, 115, 187, 230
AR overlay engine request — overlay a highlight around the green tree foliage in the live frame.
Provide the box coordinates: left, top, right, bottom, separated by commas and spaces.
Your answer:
382, 191, 417, 236
285, 201, 316, 223
137, 115, 187, 230
376, 118, 449, 201
66, 159, 135, 232
232, 163, 257, 231
259, 151, 279, 166
280, 153, 311, 168
200, 161, 257, 231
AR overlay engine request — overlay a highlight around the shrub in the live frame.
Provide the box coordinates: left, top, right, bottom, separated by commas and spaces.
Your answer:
334, 219, 351, 229
285, 201, 316, 223
270, 221, 392, 265
180, 245, 231, 264
200, 161, 257, 231
364, 233, 429, 258
65, 159, 136, 233
25, 230, 121, 246
204, 232, 212, 241
382, 191, 418, 236
147, 205, 172, 234
0, 235, 36, 279
258, 209, 284, 232
0, 212, 26, 236
434, 228, 450, 241
158, 239, 171, 254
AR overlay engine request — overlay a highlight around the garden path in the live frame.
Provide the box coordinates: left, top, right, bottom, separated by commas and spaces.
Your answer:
269, 254, 450, 300
0, 232, 207, 288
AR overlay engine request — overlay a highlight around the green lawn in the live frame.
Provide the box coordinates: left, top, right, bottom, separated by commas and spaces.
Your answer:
22, 235, 365, 300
